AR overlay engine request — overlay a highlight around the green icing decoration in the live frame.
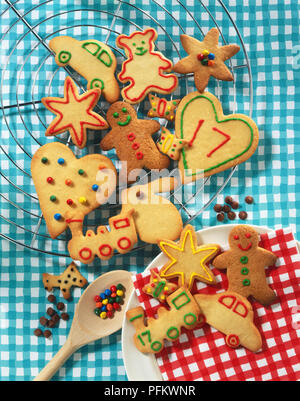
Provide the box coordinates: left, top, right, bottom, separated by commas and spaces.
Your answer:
129, 313, 143, 322
241, 267, 249, 275
58, 51, 72, 64
166, 326, 180, 340
242, 278, 251, 286
153, 281, 165, 298
171, 290, 191, 310
180, 94, 254, 176
151, 341, 162, 352
90, 78, 104, 90
240, 256, 248, 264
183, 313, 197, 326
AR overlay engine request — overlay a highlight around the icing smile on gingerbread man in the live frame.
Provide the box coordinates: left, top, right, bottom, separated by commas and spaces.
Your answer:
234, 233, 253, 251
113, 106, 132, 126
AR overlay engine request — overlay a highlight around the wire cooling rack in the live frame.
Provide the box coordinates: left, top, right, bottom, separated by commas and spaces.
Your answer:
0, 0, 253, 259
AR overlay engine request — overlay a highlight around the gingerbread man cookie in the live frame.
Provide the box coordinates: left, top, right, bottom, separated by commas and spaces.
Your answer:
49, 36, 120, 103
173, 28, 240, 92
42, 77, 108, 149
116, 28, 178, 104
212, 225, 278, 306
100, 101, 170, 182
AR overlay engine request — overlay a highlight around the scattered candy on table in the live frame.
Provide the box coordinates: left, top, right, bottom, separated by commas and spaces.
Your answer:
94, 283, 125, 319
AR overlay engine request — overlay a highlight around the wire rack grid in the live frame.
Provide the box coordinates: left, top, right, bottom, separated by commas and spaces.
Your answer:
0, 0, 253, 260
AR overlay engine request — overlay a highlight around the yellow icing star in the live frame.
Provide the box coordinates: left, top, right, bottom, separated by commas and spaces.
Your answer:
159, 225, 220, 289
173, 28, 240, 93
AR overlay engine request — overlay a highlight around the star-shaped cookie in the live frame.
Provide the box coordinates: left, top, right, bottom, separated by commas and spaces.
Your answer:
142, 268, 178, 303
159, 225, 220, 289
173, 28, 240, 93
42, 77, 108, 149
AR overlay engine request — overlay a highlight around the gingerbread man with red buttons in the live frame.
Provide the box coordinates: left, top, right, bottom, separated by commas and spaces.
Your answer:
100, 101, 169, 182
213, 225, 278, 306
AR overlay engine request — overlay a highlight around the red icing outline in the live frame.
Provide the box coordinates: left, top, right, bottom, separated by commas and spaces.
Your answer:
189, 119, 204, 147
238, 242, 252, 251
79, 247, 92, 260
157, 98, 167, 117
66, 218, 83, 224
232, 300, 248, 318
127, 133, 136, 141
113, 218, 130, 230
99, 244, 113, 257
117, 28, 177, 102
226, 334, 240, 348
218, 294, 236, 309
206, 127, 231, 158
43, 77, 106, 147
117, 237, 132, 250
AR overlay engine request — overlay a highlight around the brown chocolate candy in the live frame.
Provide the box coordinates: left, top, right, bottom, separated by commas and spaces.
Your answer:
227, 211, 236, 220
39, 316, 49, 327
34, 328, 43, 337
57, 302, 65, 311
239, 211, 248, 220
222, 204, 231, 213
225, 196, 233, 205
47, 294, 56, 304
245, 196, 254, 204
61, 313, 69, 321
44, 330, 52, 338
47, 307, 56, 317
217, 213, 225, 222
231, 201, 239, 210
213, 204, 223, 213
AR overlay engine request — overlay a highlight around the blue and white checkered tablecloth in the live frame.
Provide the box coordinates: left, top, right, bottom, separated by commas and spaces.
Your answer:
0, 0, 299, 381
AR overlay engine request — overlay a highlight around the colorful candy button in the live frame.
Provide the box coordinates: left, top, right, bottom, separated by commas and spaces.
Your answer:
47, 177, 54, 184
78, 169, 85, 175
79, 197, 87, 204
41, 157, 48, 164
65, 179, 72, 186
66, 199, 73, 206
57, 158, 65, 165
100, 312, 107, 319
94, 283, 125, 320
92, 184, 99, 191
54, 213, 62, 221
50, 195, 56, 202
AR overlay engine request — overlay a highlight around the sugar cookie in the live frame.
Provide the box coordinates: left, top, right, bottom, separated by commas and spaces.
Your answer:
31, 142, 116, 239
147, 94, 180, 122
42, 77, 108, 149
175, 91, 259, 182
173, 28, 240, 92
49, 36, 119, 103
116, 28, 178, 104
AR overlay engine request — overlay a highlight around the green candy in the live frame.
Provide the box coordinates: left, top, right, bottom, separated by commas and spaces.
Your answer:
94, 308, 101, 316
116, 283, 123, 290
78, 169, 84, 175
50, 195, 56, 202
41, 157, 48, 164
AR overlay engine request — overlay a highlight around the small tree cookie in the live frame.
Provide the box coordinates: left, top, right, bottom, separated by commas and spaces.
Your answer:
213, 225, 278, 306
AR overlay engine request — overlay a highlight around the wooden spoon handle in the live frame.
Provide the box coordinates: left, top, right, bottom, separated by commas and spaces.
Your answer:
34, 339, 77, 381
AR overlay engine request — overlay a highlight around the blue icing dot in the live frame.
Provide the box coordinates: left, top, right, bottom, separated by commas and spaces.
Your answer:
58, 158, 65, 165
92, 184, 99, 191
54, 213, 62, 221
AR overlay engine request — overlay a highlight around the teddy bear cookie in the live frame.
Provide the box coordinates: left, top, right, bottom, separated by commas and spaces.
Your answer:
42, 77, 108, 149
116, 28, 178, 104
100, 101, 170, 182
127, 287, 201, 354
159, 224, 220, 289
43, 261, 88, 299
147, 94, 180, 122
31, 142, 116, 239
49, 36, 120, 103
212, 225, 278, 306
173, 28, 240, 93
175, 91, 259, 182
194, 291, 262, 352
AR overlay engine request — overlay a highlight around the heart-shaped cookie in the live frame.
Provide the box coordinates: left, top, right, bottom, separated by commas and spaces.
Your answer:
175, 91, 259, 181
31, 142, 116, 239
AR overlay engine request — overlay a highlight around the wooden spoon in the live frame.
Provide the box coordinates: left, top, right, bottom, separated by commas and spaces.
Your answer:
34, 269, 133, 381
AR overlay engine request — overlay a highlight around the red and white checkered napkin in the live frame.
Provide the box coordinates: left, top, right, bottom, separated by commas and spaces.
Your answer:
132, 228, 300, 381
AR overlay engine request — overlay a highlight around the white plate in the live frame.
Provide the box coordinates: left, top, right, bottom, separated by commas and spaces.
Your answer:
121, 224, 298, 381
